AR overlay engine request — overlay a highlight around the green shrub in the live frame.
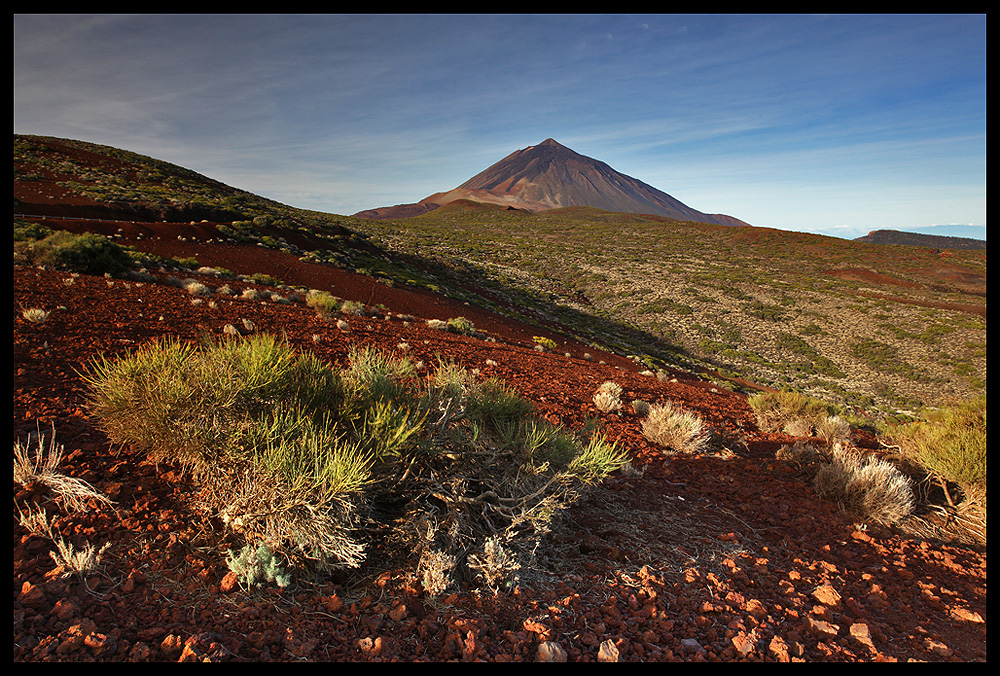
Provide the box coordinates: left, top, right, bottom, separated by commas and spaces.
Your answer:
882, 396, 986, 504
13, 219, 53, 242
533, 336, 558, 351
446, 316, 477, 336
305, 290, 343, 318
31, 231, 134, 276
248, 272, 284, 287
83, 334, 627, 589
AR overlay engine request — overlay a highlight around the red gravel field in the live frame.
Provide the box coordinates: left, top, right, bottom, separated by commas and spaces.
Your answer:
12, 222, 987, 662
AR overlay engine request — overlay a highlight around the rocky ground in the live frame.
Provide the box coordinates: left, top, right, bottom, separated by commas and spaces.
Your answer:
13, 224, 987, 662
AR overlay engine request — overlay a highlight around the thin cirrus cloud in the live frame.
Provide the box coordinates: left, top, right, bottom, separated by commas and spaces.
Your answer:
14, 14, 985, 239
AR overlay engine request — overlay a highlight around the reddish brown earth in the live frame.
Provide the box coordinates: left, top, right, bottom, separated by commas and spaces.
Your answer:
13, 223, 987, 662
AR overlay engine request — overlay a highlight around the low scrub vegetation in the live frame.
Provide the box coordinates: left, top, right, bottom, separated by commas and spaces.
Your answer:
881, 396, 987, 508
14, 425, 114, 578
15, 230, 134, 276
592, 381, 624, 413
747, 390, 837, 435
82, 334, 627, 591
641, 401, 710, 454
813, 445, 915, 526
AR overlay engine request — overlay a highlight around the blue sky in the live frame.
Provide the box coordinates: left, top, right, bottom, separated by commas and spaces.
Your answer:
14, 14, 986, 239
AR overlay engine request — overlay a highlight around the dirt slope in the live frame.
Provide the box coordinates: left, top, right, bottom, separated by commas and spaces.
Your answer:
13, 225, 987, 662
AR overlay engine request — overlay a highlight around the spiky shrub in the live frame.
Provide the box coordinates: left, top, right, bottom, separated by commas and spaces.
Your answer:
815, 415, 852, 445
881, 396, 986, 506
631, 399, 651, 417
305, 290, 343, 318
182, 279, 211, 297
775, 439, 828, 472
83, 334, 627, 589
14, 426, 113, 579
446, 316, 477, 336
813, 446, 915, 525
14, 425, 114, 513
642, 401, 710, 454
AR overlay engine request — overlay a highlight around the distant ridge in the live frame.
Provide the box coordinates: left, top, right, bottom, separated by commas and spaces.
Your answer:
855, 229, 987, 251
354, 138, 749, 226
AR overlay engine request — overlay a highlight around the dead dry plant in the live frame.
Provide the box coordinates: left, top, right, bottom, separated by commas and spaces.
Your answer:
13, 425, 114, 513
813, 444, 915, 525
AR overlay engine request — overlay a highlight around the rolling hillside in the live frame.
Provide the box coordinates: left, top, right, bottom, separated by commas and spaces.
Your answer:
12, 134, 987, 662
351, 201, 986, 416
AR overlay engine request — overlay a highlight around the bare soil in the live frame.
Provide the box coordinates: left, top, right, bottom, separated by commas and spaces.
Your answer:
13, 223, 987, 662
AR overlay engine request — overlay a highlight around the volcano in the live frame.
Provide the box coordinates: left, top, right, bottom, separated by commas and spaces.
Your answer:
354, 138, 748, 225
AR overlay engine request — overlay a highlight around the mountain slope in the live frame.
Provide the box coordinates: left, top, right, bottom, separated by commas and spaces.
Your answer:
355, 138, 749, 226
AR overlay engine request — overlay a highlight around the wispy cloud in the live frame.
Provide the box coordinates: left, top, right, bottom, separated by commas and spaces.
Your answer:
14, 14, 985, 231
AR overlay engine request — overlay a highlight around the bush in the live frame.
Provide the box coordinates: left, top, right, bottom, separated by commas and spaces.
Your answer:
446, 316, 477, 336
747, 390, 836, 434
21, 308, 51, 323
30, 231, 134, 276
83, 334, 627, 589
305, 290, 343, 318
13, 219, 53, 242
881, 396, 986, 505
813, 446, 914, 525
642, 401, 710, 454
533, 336, 557, 351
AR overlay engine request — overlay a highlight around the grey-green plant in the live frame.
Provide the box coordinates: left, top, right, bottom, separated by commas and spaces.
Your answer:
225, 543, 292, 588
83, 334, 627, 588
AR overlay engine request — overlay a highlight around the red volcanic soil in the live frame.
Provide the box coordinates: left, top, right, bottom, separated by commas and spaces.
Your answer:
13, 224, 987, 662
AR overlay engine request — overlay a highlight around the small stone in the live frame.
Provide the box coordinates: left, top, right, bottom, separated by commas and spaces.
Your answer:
811, 584, 841, 607
680, 637, 704, 653
849, 622, 874, 648
924, 638, 952, 658
744, 598, 768, 620
85, 632, 117, 657
732, 631, 757, 656
536, 641, 567, 662
17, 581, 46, 608
597, 639, 620, 662
219, 571, 240, 593
769, 635, 791, 662
53, 597, 81, 621
160, 634, 184, 660
805, 616, 840, 638
949, 607, 984, 623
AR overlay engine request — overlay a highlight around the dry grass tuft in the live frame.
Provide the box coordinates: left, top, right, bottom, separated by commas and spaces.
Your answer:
642, 401, 710, 455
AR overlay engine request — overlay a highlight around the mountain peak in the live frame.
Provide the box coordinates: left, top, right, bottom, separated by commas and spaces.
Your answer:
355, 139, 748, 226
